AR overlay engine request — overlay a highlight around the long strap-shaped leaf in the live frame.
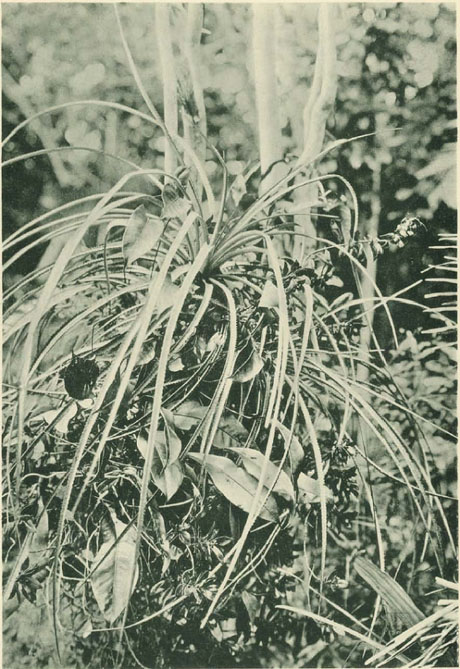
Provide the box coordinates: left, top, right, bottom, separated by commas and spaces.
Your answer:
354, 556, 425, 631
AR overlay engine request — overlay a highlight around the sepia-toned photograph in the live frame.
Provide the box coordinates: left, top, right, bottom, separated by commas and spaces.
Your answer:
2, 2, 457, 667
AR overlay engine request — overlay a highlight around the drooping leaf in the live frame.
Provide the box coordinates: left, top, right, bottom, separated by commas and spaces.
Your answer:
206, 332, 227, 354
171, 402, 247, 449
135, 338, 156, 366
75, 619, 93, 639
225, 447, 295, 502
38, 401, 78, 434
90, 513, 139, 624
297, 472, 333, 504
122, 205, 164, 267
194, 334, 208, 361
213, 412, 249, 449
168, 356, 185, 372
329, 292, 354, 313
154, 274, 181, 314
153, 460, 184, 500
170, 400, 208, 431
161, 184, 192, 220
188, 453, 278, 521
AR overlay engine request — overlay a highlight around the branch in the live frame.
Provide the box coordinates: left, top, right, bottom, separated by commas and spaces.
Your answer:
297, 5, 337, 167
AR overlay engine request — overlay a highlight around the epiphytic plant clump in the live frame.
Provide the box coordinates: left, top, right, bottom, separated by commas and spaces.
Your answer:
3, 4, 456, 669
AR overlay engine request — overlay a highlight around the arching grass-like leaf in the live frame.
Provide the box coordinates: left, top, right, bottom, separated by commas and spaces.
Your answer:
354, 555, 424, 632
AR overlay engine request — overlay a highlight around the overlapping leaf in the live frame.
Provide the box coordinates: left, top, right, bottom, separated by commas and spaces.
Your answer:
297, 472, 333, 504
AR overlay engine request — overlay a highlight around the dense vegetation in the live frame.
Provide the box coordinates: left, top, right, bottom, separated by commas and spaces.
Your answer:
2, 4, 457, 668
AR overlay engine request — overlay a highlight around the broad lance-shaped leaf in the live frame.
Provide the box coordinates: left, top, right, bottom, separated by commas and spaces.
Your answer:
136, 419, 183, 500
122, 204, 164, 267
188, 453, 278, 522
297, 472, 333, 504
170, 401, 248, 449
91, 514, 139, 624
354, 556, 424, 631
224, 447, 295, 502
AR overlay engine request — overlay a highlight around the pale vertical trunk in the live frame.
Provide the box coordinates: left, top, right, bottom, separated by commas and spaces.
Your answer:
252, 4, 286, 194
155, 4, 178, 175
293, 4, 337, 260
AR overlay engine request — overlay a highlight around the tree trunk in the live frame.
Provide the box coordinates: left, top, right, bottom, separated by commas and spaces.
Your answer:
252, 4, 286, 194
293, 4, 337, 260
155, 4, 179, 175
